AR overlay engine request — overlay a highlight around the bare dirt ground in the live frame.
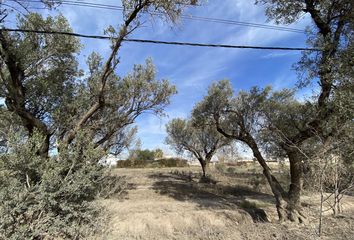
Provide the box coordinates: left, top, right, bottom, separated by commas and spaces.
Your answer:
93, 165, 354, 240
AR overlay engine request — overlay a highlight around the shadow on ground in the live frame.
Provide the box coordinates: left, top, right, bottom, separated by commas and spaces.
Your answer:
148, 171, 274, 222
101, 175, 137, 200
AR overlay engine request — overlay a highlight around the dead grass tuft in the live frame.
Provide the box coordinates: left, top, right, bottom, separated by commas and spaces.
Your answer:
91, 166, 354, 240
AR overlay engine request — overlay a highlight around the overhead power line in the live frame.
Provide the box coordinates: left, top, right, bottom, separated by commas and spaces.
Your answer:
8, 0, 306, 34
1, 28, 320, 51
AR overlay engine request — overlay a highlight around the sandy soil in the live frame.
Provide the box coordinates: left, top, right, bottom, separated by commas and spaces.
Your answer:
92, 167, 354, 240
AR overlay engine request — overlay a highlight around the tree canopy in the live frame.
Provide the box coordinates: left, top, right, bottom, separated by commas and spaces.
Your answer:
0, 0, 199, 238
166, 117, 231, 177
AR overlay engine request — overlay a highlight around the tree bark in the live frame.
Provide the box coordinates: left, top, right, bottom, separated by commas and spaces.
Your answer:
285, 148, 306, 223
215, 121, 289, 220
200, 159, 207, 177
62, 1, 149, 147
37, 133, 50, 158
243, 135, 289, 221
0, 30, 51, 158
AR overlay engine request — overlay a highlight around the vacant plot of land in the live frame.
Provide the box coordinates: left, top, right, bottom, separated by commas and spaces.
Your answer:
93, 166, 354, 240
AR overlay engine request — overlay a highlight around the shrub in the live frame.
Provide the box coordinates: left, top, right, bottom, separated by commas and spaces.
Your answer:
156, 158, 188, 167
215, 163, 227, 173
248, 174, 264, 192
0, 131, 119, 239
116, 157, 188, 168
116, 159, 133, 168
116, 159, 148, 168
239, 200, 258, 209
226, 167, 236, 174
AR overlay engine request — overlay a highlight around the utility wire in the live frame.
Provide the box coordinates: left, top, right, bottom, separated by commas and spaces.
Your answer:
8, 0, 306, 34
1, 28, 320, 51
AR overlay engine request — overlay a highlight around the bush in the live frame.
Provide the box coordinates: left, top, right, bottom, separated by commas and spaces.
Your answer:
215, 163, 227, 173
239, 200, 258, 209
116, 159, 133, 168
156, 158, 188, 167
0, 131, 119, 239
116, 157, 188, 168
116, 159, 148, 168
226, 167, 236, 174
248, 174, 264, 192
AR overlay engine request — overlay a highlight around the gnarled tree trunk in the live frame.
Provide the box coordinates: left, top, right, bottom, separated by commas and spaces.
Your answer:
199, 158, 207, 177
0, 31, 51, 158
285, 148, 306, 223
244, 135, 289, 221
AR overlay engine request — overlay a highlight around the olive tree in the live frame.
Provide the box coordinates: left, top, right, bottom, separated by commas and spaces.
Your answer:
193, 0, 354, 223
193, 74, 353, 222
263, 91, 354, 232
0, 0, 199, 238
253, 0, 354, 222
166, 118, 231, 177
192, 80, 295, 221
0, 0, 199, 158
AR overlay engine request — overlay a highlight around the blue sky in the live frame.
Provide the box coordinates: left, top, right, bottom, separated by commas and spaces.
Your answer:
6, 0, 314, 157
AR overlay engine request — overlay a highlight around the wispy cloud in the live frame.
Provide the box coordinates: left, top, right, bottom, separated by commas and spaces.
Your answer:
261, 52, 300, 59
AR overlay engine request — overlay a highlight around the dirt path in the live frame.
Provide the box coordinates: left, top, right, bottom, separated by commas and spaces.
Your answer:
94, 168, 354, 240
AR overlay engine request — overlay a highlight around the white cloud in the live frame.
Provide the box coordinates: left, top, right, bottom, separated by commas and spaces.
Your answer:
261, 52, 299, 59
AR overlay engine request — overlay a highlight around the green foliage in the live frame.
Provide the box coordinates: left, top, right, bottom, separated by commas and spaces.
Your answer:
192, 80, 272, 139
226, 167, 236, 174
128, 148, 165, 162
155, 158, 188, 168
0, 1, 63, 23
166, 117, 231, 176
1, 12, 177, 157
248, 174, 264, 192
0, 131, 119, 239
239, 200, 258, 210
116, 159, 132, 168
257, 0, 354, 129
259, 89, 315, 158
121, 0, 199, 23
1, 13, 80, 125
130, 149, 156, 161
57, 56, 176, 154
0, 1, 199, 238
0, 107, 24, 153
116, 157, 188, 168
215, 163, 227, 173
154, 148, 164, 159
166, 118, 231, 161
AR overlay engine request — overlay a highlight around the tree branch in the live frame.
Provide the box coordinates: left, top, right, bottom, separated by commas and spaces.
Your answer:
63, 1, 149, 146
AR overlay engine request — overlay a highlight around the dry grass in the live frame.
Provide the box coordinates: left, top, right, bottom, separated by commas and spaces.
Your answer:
91, 165, 354, 240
